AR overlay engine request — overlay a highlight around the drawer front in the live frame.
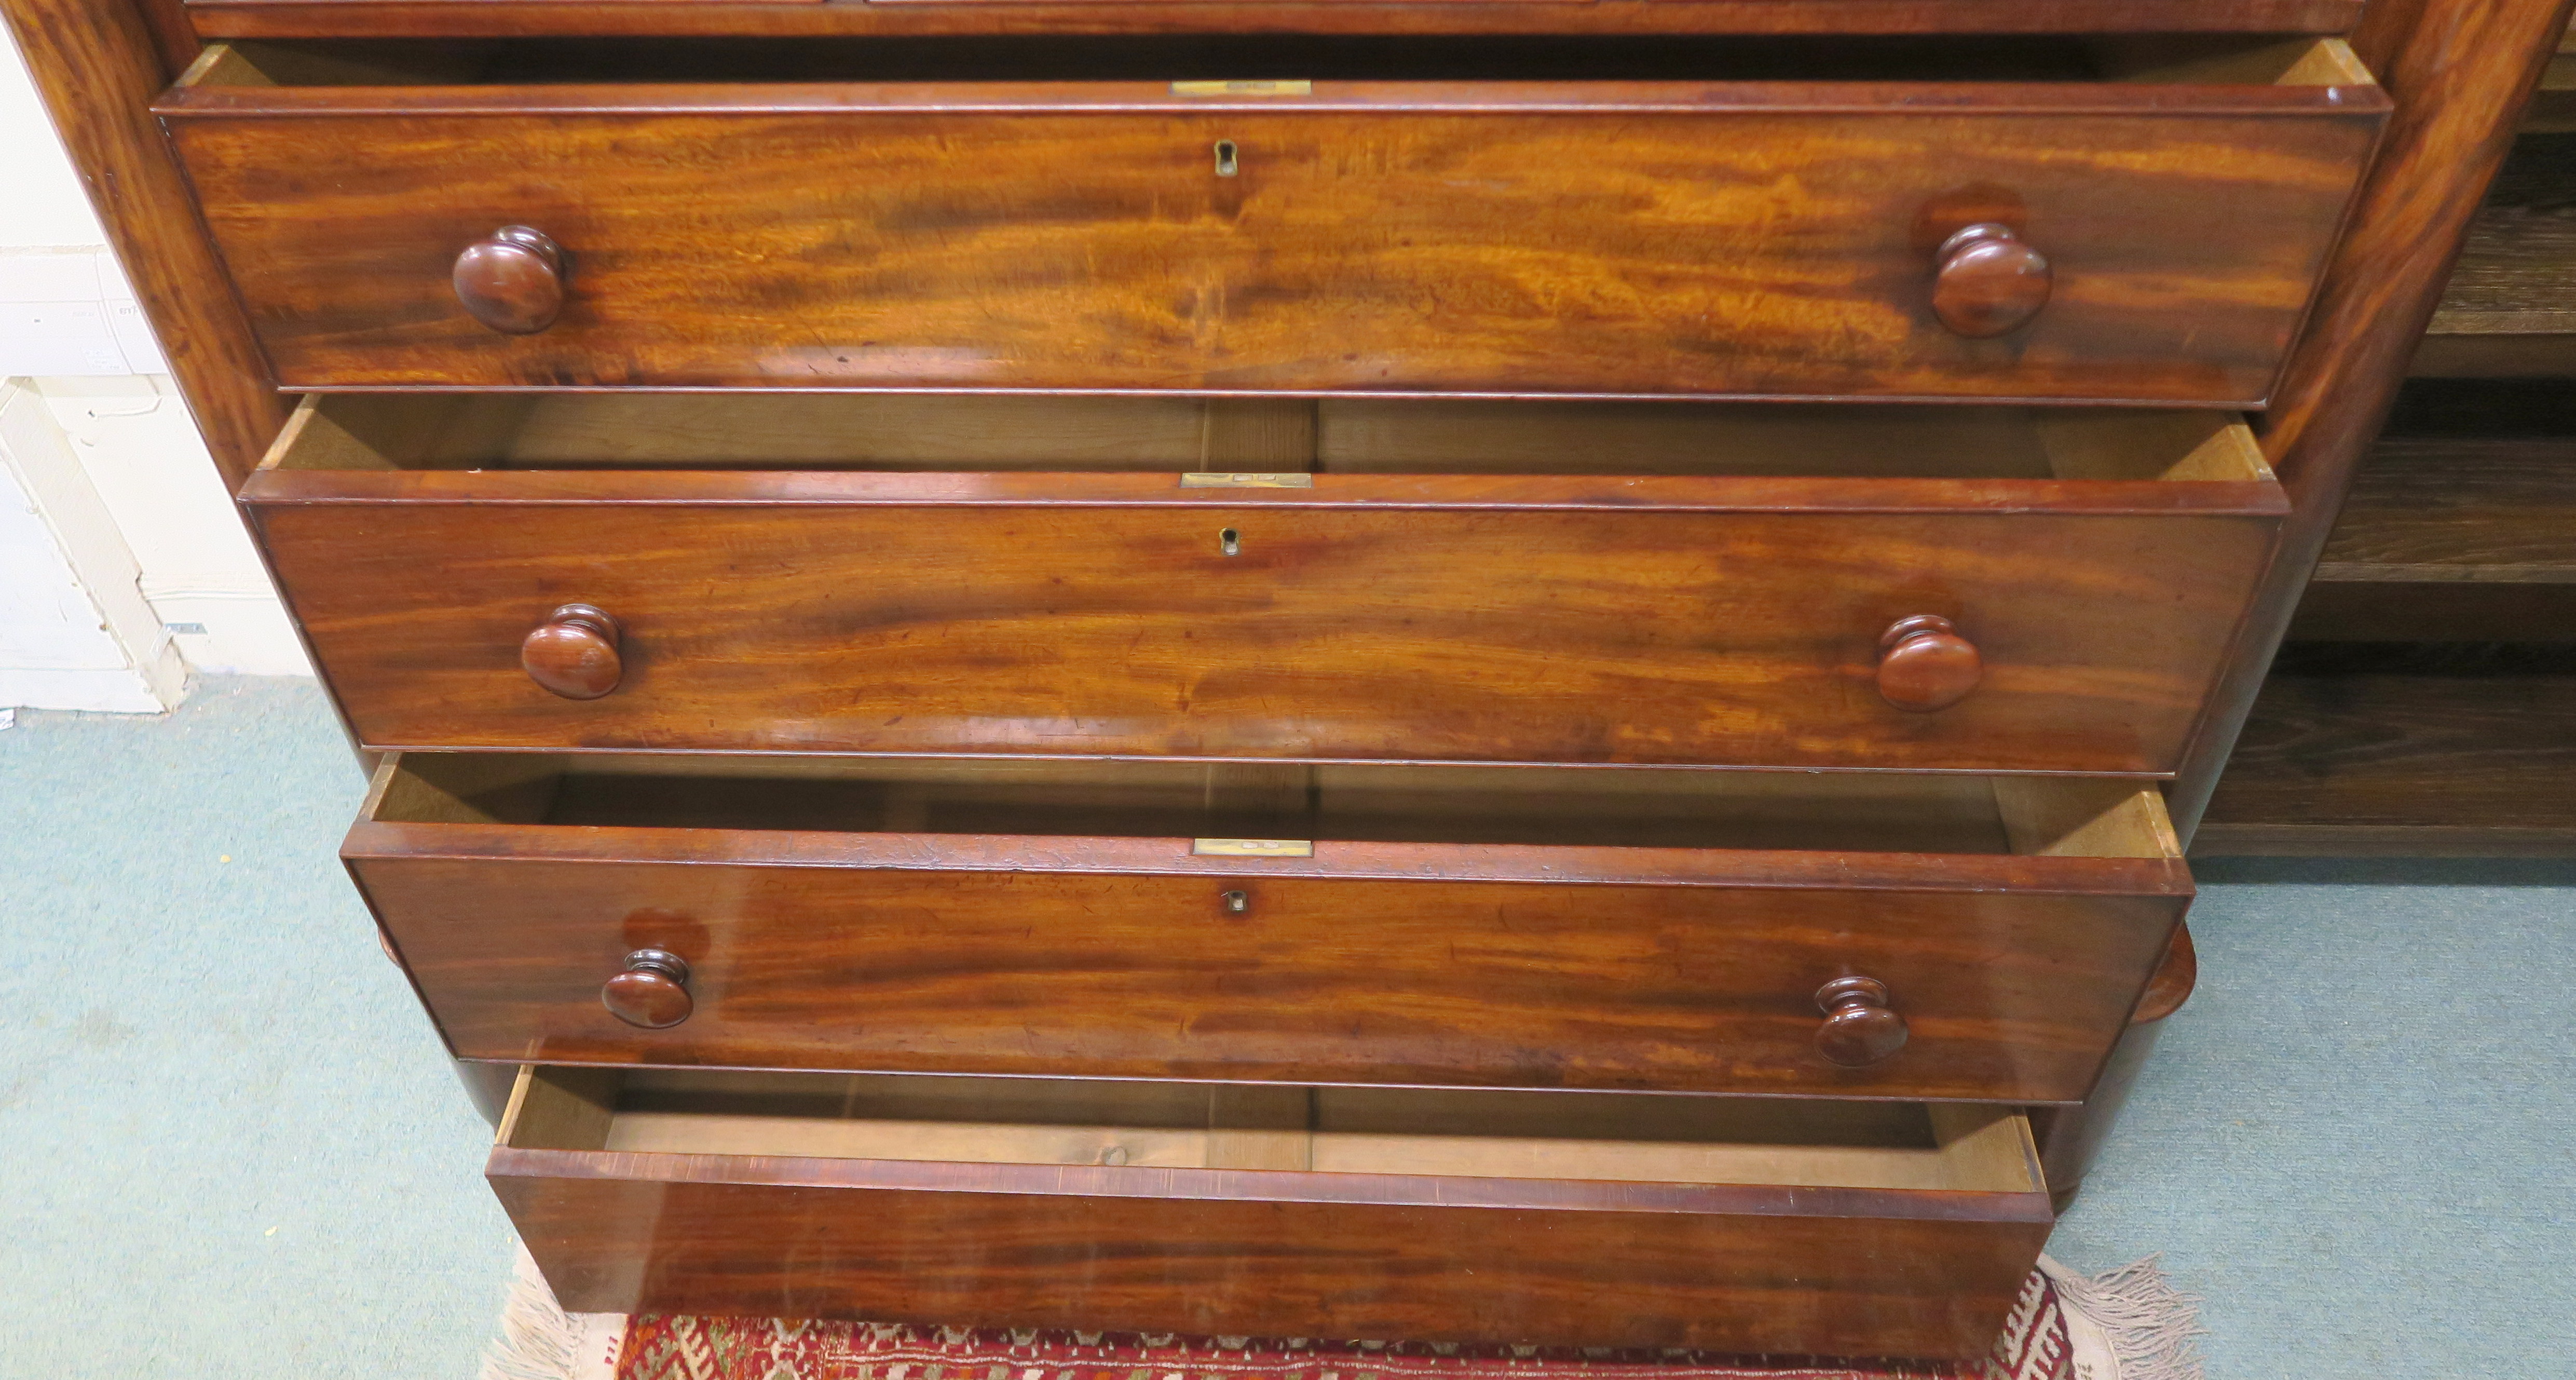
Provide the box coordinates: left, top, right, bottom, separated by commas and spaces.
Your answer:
252, 486, 2277, 772
350, 806, 2188, 1103
162, 85, 2378, 402
489, 1067, 2055, 1356
497, 1166, 2047, 1356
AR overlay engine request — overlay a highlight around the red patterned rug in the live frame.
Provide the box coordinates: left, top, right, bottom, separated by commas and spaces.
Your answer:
480, 1250, 2200, 1380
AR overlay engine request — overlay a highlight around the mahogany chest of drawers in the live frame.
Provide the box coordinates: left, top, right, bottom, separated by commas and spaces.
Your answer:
15, 0, 2567, 1361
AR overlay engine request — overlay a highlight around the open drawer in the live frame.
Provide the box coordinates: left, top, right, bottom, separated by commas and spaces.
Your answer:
355, 752, 2191, 1102
492, 1064, 2054, 1355
157, 37, 2382, 402
249, 393, 2283, 773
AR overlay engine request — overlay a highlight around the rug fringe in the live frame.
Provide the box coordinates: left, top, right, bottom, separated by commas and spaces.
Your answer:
2036, 1254, 2206, 1380
479, 1242, 590, 1380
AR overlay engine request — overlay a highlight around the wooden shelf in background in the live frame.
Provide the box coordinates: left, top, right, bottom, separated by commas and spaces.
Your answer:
2423, 135, 2576, 334
2314, 437, 2576, 582
2196, 645, 2576, 857
2411, 23, 2576, 372
2520, 21, 2576, 132
2288, 432, 2576, 640
2413, 131, 2576, 375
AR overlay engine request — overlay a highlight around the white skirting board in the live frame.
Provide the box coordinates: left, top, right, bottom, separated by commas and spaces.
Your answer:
14, 374, 313, 684
0, 381, 184, 711
40, 374, 310, 675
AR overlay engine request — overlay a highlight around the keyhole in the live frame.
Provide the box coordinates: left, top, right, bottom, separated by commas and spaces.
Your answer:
1222, 890, 1249, 915
1214, 140, 1239, 177
1220, 527, 1241, 557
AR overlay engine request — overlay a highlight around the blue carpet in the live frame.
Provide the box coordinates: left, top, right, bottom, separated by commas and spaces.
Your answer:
0, 679, 512, 1379
1, 676, 2568, 1377
2048, 855, 2576, 1378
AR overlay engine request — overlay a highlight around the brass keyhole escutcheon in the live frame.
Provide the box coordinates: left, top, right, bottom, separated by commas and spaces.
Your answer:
1220, 527, 1242, 557
1214, 140, 1240, 177
1222, 890, 1249, 914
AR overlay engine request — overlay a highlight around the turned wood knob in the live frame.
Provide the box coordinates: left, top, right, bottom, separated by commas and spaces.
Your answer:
1815, 976, 1907, 1067
1932, 222, 2051, 338
1876, 614, 1982, 712
602, 949, 691, 1029
521, 604, 623, 700
453, 225, 566, 335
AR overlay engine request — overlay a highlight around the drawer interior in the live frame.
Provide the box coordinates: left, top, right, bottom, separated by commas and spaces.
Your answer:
183, 35, 2367, 90
501, 1064, 2043, 1194
374, 755, 2180, 860
264, 393, 2271, 483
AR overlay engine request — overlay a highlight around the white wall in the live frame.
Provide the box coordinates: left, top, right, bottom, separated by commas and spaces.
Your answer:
1, 25, 308, 701
32, 375, 306, 674
0, 25, 104, 248
0, 381, 186, 710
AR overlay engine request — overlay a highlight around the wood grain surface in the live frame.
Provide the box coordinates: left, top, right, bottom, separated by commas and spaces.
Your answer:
2289, 382, 2576, 639
135, 0, 201, 74
242, 471, 2281, 769
2131, 919, 2198, 1025
2022, 920, 2191, 1210
2286, 580, 2576, 641
2311, 436, 2576, 584
2521, 20, 2576, 130
490, 1139, 2050, 1355
351, 835, 2184, 1102
0, 0, 291, 488
183, 0, 2366, 42
2426, 133, 2576, 335
160, 82, 2382, 402
2164, 0, 2576, 838
2408, 332, 2576, 375
2197, 644, 2576, 856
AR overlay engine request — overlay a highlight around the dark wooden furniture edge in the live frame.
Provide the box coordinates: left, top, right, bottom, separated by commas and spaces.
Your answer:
340, 820, 2199, 895
2168, 0, 2576, 840
157, 80, 2390, 118
1, 0, 287, 489
2028, 919, 2193, 1210
184, 0, 2365, 41
240, 467, 2293, 516
2192, 823, 2576, 855
137, 0, 201, 72
487, 1142, 2055, 1222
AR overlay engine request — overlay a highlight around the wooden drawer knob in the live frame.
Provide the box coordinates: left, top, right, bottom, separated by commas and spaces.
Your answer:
521, 603, 623, 700
453, 225, 566, 335
602, 949, 691, 1029
1932, 222, 2051, 338
1815, 976, 1907, 1067
1875, 614, 1981, 712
